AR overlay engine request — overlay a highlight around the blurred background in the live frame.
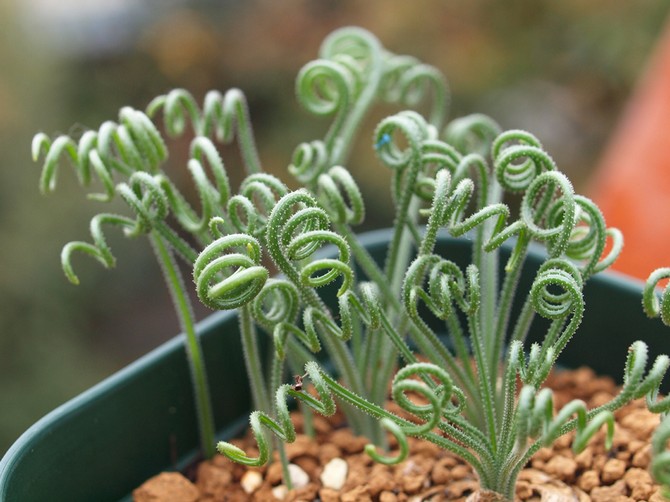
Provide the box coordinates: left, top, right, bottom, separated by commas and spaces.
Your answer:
1, 0, 669, 455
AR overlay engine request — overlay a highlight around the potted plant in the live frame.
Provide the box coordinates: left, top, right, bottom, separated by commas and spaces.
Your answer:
2, 26, 670, 502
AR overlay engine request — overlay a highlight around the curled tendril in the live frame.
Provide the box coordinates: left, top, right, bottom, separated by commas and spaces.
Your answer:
147, 88, 262, 175
493, 130, 556, 193
316, 165, 365, 225
528, 258, 584, 366
288, 140, 329, 185
380, 54, 449, 129
507, 341, 554, 389
227, 174, 289, 241
562, 195, 622, 278
193, 233, 268, 310
514, 386, 614, 453
651, 416, 670, 494
413, 140, 462, 202
404, 254, 480, 322
620, 341, 670, 413
393, 363, 465, 428
520, 171, 576, 257
115, 172, 170, 237
217, 360, 469, 468
643, 268, 670, 326
364, 418, 409, 465
249, 278, 322, 359
154, 136, 232, 237
443, 114, 502, 157
266, 190, 351, 295
296, 59, 356, 156
216, 361, 338, 466
61, 213, 136, 285
320, 26, 382, 75
374, 110, 430, 171
33, 107, 166, 200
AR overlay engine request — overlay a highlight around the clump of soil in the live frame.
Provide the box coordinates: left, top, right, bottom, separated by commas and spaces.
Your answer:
134, 367, 667, 501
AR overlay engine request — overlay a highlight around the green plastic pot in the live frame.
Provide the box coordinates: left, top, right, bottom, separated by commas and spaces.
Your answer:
1, 229, 667, 501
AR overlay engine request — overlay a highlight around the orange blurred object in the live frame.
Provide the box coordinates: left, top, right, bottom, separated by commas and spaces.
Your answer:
590, 20, 670, 280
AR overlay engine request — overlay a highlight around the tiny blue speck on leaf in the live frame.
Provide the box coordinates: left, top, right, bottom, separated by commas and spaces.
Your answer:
375, 133, 391, 150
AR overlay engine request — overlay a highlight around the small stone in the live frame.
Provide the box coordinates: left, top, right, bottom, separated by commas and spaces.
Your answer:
451, 464, 472, 480
265, 462, 283, 485
624, 467, 653, 500
574, 447, 593, 470
271, 484, 288, 500
196, 461, 233, 497
318, 442, 342, 464
632, 444, 652, 468
330, 429, 369, 454
291, 482, 319, 501
543, 455, 578, 482
590, 480, 628, 502
319, 487, 341, 502
431, 456, 457, 484
379, 490, 398, 502
240, 470, 263, 494
650, 488, 670, 502
400, 473, 424, 494
342, 484, 372, 502
320, 457, 348, 490
601, 458, 626, 484
133, 472, 199, 502
287, 463, 310, 489
367, 464, 394, 496
285, 435, 320, 459
578, 469, 600, 492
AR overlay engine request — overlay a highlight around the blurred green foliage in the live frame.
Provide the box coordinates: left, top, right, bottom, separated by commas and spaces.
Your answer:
1, 0, 668, 454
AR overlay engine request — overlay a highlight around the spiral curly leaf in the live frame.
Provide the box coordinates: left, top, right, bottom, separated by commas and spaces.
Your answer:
266, 190, 348, 288
289, 140, 329, 185
393, 363, 465, 429
507, 341, 555, 389
374, 110, 429, 171
493, 130, 556, 193
520, 171, 576, 258
34, 107, 166, 200
413, 140, 462, 202
61, 213, 136, 285
316, 166, 365, 225
193, 234, 268, 310
147, 88, 262, 175
270, 282, 381, 360
514, 386, 614, 453
115, 172, 170, 238
443, 114, 502, 157
561, 195, 622, 278
620, 341, 670, 413
404, 254, 480, 322
528, 258, 584, 365
251, 279, 301, 333
227, 173, 289, 241
364, 418, 410, 465
216, 361, 337, 466
644, 268, 670, 326
151, 137, 233, 237
380, 55, 449, 129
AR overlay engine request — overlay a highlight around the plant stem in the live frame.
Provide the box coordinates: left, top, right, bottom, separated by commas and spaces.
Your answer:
150, 231, 216, 458
239, 304, 270, 412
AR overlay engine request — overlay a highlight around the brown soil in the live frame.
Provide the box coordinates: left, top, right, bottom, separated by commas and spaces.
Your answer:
134, 367, 667, 501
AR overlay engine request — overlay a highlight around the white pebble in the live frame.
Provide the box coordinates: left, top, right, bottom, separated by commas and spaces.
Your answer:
240, 470, 263, 494
272, 484, 288, 499
320, 457, 348, 490
287, 463, 310, 488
